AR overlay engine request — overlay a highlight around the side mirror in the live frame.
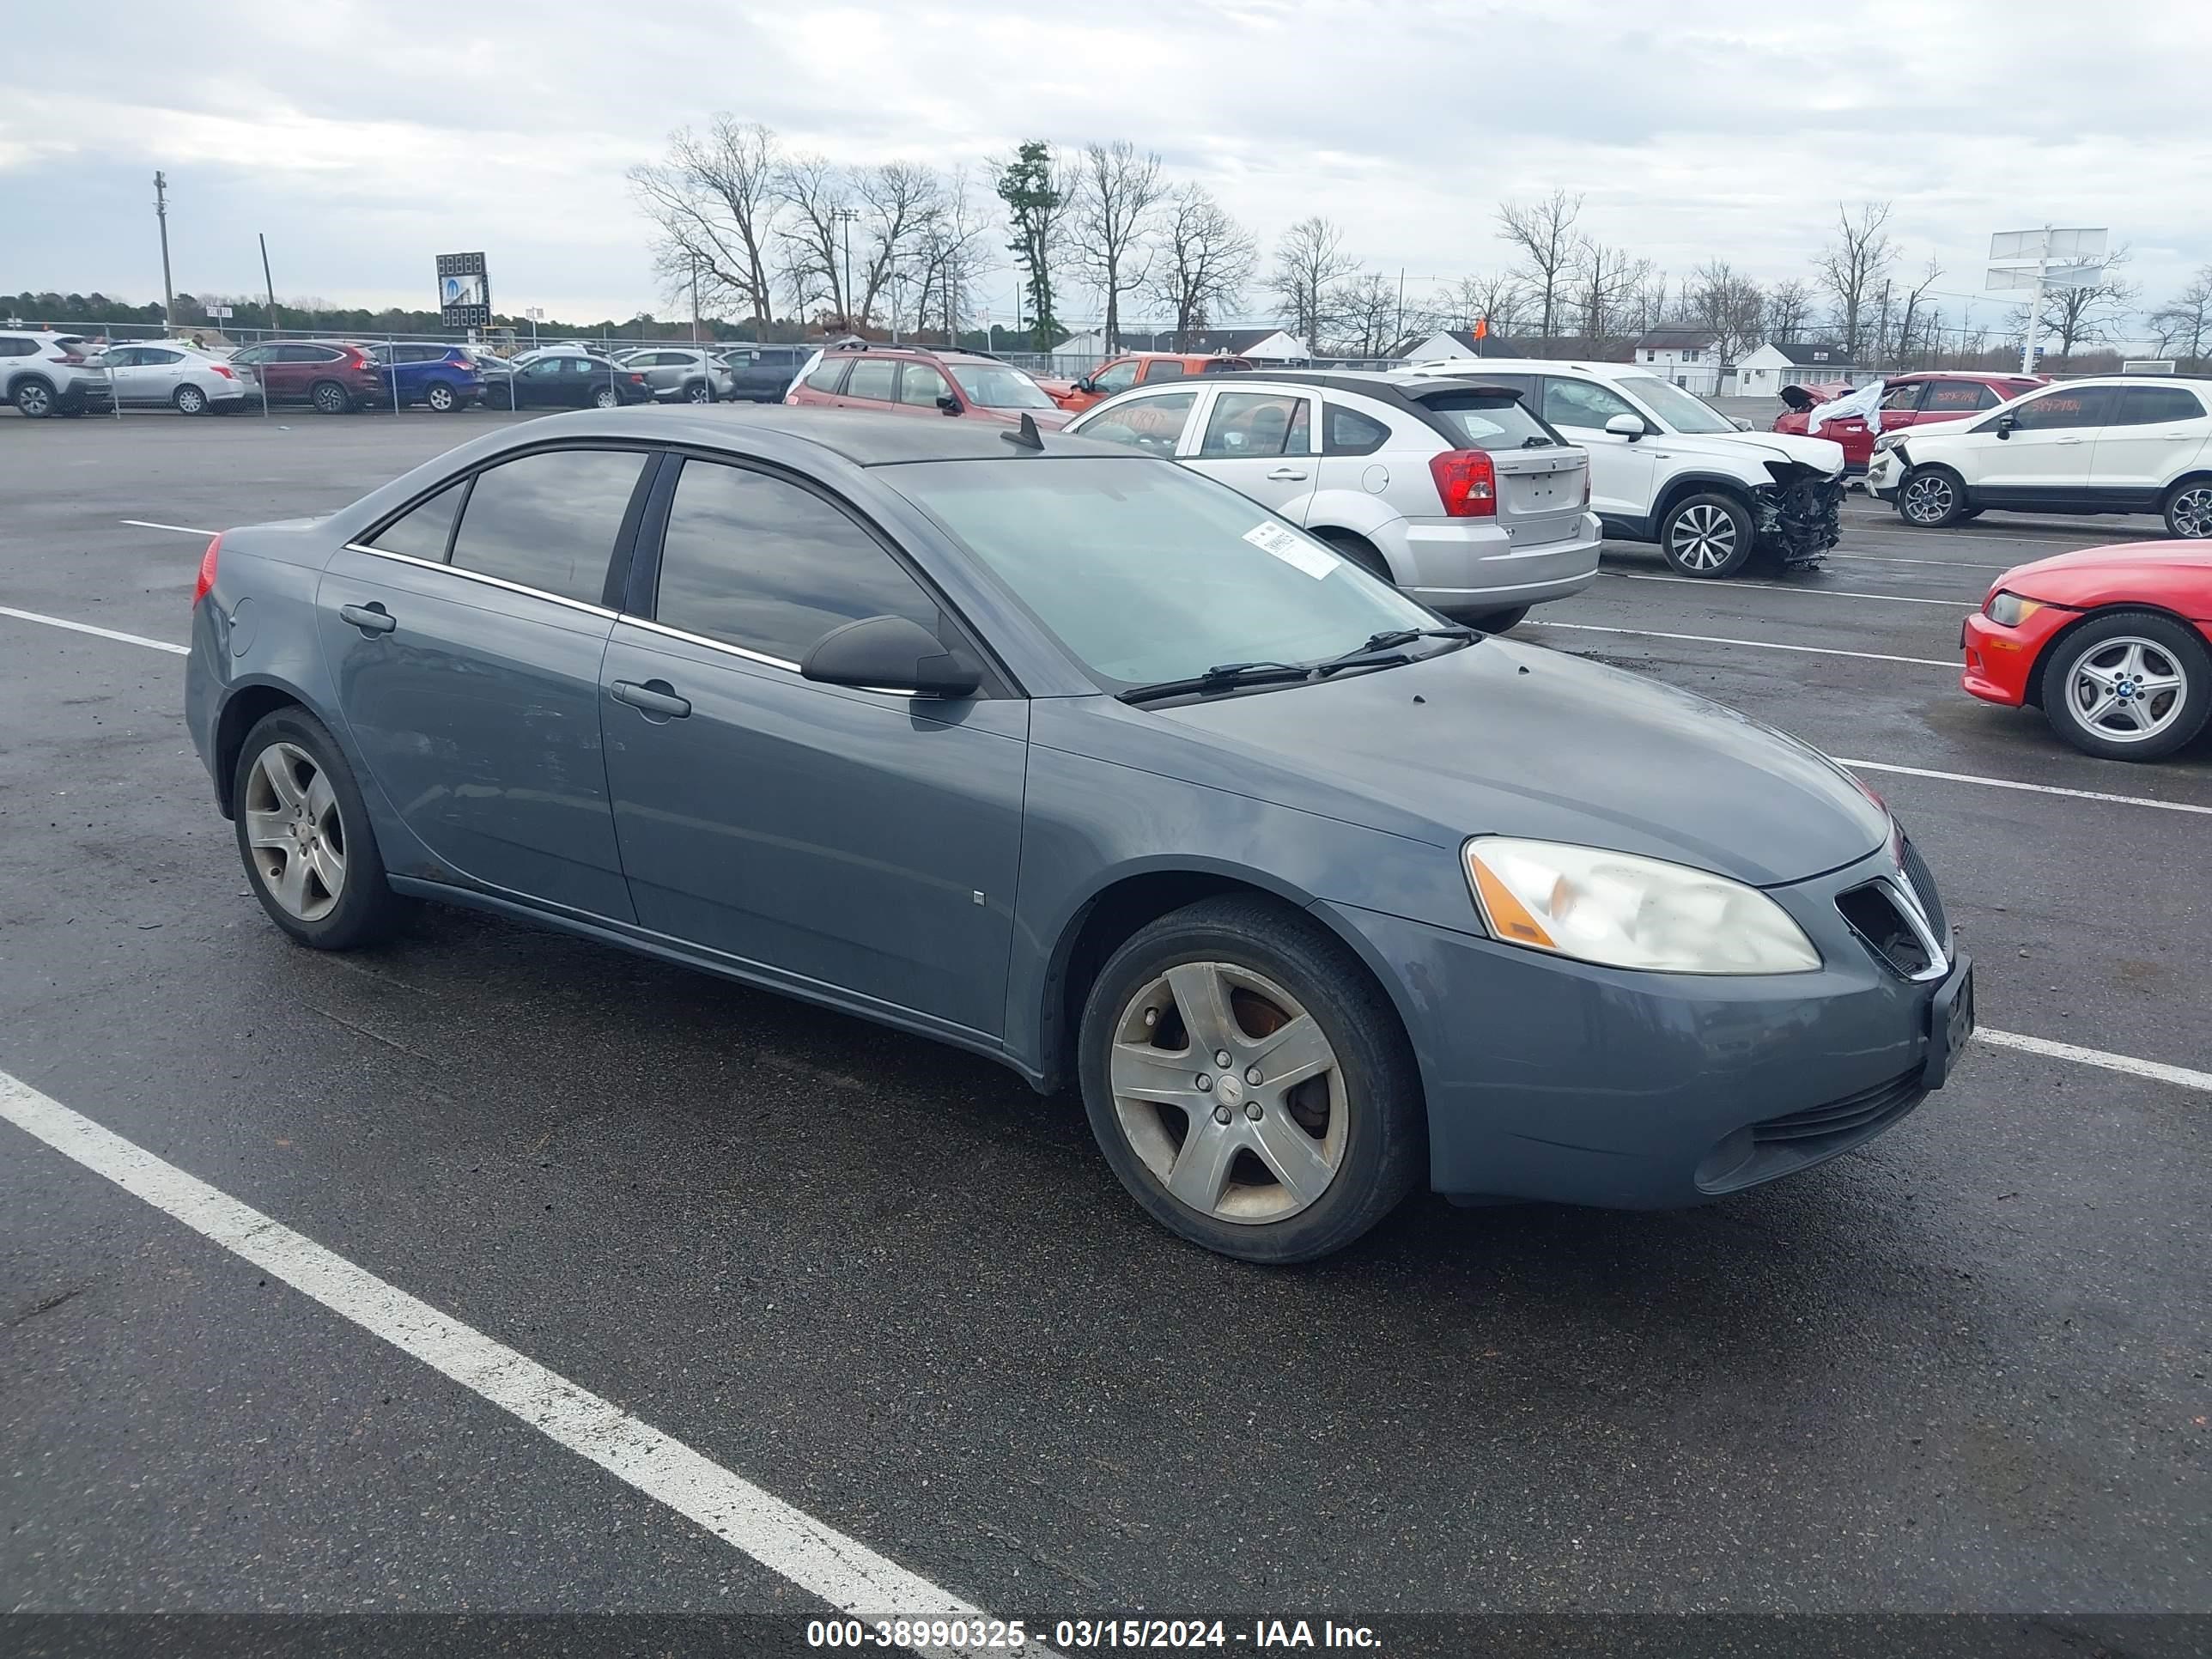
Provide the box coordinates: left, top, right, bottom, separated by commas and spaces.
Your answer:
800, 615, 981, 699
1730, 416, 1753, 431
1073, 377, 1095, 394
937, 393, 962, 416
1995, 413, 2016, 440
1604, 412, 1648, 440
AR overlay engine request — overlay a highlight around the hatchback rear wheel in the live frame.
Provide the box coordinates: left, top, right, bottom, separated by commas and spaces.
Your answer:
1079, 896, 1424, 1262
234, 708, 404, 947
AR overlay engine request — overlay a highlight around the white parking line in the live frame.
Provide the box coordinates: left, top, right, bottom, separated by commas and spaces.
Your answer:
120, 518, 218, 536
1606, 571, 1972, 607
1528, 619, 1956, 668
0, 1069, 1027, 1657
0, 605, 189, 656
1827, 553, 2011, 573
1978, 1030, 2212, 1093
1836, 758, 2212, 817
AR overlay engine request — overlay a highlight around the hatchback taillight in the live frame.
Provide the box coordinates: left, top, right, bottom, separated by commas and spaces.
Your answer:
54, 348, 86, 366
343, 348, 369, 369
1428, 449, 1498, 518
192, 534, 222, 608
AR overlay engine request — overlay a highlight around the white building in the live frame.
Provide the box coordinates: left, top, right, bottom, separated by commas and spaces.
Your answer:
1735, 341, 1869, 398
1631, 328, 1726, 395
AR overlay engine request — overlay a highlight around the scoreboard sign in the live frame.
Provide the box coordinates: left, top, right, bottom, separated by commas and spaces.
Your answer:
436, 252, 491, 328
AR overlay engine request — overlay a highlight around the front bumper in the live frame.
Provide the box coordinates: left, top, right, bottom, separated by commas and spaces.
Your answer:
1754, 473, 1844, 566
1961, 605, 2069, 706
1866, 449, 1902, 500
1396, 512, 1603, 612
1319, 840, 1968, 1208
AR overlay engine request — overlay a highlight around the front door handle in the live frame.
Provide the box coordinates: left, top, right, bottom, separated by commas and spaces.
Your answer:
339, 602, 396, 635
611, 678, 691, 720
1267, 466, 1310, 481
2055, 436, 2085, 444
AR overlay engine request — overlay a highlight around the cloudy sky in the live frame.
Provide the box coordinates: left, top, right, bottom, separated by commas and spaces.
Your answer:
5, 0, 2207, 342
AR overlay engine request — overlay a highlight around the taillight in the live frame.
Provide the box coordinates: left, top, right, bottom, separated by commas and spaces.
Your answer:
55, 349, 86, 365
1428, 449, 1498, 518
211, 364, 236, 380
1582, 468, 1591, 506
344, 348, 369, 369
628, 373, 646, 384
454, 354, 475, 369
192, 534, 222, 608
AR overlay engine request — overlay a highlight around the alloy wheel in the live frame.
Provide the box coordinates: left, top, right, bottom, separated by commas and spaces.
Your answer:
16, 381, 52, 417
593, 387, 619, 409
314, 383, 347, 414
2172, 485, 2212, 539
2064, 637, 2190, 744
242, 741, 347, 921
1670, 502, 1737, 572
1902, 474, 1954, 525
1107, 961, 1346, 1224
427, 383, 455, 411
686, 383, 711, 403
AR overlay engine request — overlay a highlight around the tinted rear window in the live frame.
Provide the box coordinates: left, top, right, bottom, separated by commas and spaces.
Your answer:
1419, 392, 1560, 450
2113, 386, 2205, 425
447, 449, 648, 605
368, 480, 466, 562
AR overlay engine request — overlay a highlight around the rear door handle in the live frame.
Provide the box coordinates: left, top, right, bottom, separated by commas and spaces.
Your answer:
339, 602, 396, 635
611, 678, 691, 720
1267, 466, 1310, 481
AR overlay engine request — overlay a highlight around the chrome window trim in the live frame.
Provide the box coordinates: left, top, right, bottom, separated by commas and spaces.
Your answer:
619, 613, 802, 673
342, 542, 617, 618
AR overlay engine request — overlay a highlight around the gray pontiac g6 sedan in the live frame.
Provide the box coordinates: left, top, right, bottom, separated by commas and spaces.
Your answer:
185, 408, 1974, 1262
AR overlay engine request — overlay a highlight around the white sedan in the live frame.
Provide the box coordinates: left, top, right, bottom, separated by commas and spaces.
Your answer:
102, 343, 253, 414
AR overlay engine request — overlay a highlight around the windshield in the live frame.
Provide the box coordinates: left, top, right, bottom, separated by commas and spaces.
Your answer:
946, 363, 1056, 410
1618, 375, 1736, 434
1419, 392, 1562, 450
884, 458, 1436, 687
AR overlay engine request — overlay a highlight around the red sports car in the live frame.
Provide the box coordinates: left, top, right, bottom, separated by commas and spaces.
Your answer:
1777, 371, 2046, 472
1962, 538, 2212, 760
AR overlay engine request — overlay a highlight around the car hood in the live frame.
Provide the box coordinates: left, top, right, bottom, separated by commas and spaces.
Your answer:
2004, 539, 2212, 614
1139, 639, 1887, 888
1656, 428, 1847, 475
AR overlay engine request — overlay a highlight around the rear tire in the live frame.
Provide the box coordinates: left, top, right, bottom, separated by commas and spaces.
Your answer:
2162, 477, 2212, 540
424, 380, 459, 413
1078, 896, 1425, 1263
1898, 465, 1966, 528
173, 384, 208, 415
233, 708, 404, 949
592, 386, 620, 410
311, 380, 352, 415
1468, 605, 1530, 633
684, 380, 712, 403
1312, 528, 1395, 585
2041, 611, 2212, 762
1658, 491, 1753, 576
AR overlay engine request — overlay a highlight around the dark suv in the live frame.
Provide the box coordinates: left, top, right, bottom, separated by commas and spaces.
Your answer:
228, 341, 387, 414
715, 343, 810, 402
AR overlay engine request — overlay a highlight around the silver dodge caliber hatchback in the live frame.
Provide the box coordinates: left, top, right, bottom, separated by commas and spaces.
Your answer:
186, 408, 1973, 1263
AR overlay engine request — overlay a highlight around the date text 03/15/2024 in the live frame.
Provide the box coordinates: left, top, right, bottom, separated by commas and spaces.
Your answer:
805, 1618, 1382, 1649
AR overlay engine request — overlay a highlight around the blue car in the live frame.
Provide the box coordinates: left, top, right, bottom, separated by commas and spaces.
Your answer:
363, 343, 486, 412
182, 409, 1972, 1263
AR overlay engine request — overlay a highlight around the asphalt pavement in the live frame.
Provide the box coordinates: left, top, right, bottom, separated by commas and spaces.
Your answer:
2, 409, 2207, 1626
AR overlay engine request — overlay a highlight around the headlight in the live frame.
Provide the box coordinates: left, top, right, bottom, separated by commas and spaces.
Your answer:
1872, 433, 1903, 454
1984, 590, 2045, 628
1463, 836, 1821, 975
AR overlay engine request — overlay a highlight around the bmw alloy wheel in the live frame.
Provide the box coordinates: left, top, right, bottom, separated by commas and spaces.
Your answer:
242, 741, 348, 921
1107, 961, 1346, 1224
1902, 473, 1954, 525
1669, 502, 1738, 572
2064, 637, 2190, 744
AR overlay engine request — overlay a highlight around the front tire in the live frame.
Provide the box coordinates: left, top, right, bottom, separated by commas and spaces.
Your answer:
2162, 477, 2212, 540
1898, 465, 1967, 528
233, 708, 404, 948
13, 378, 55, 417
2041, 611, 2212, 762
684, 380, 712, 403
1078, 896, 1425, 1263
311, 380, 352, 415
173, 384, 208, 415
1658, 491, 1753, 576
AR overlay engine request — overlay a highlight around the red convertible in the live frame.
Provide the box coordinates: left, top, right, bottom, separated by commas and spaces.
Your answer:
1963, 538, 2212, 760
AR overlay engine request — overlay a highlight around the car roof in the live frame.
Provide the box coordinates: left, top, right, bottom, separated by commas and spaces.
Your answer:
500, 404, 1135, 466
1231, 368, 1530, 407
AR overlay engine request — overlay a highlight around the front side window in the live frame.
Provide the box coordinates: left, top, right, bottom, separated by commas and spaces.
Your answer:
2112, 386, 2206, 425
1091, 360, 1139, 396
884, 458, 1433, 687
1880, 382, 1927, 412
844, 359, 896, 402
1199, 391, 1311, 458
2000, 386, 2114, 431
653, 459, 939, 664
368, 479, 467, 563
1073, 388, 1196, 454
524, 358, 564, 380
946, 363, 1055, 409
1542, 377, 1638, 431
447, 449, 648, 605
896, 362, 951, 408
105, 348, 144, 367
1143, 360, 1188, 382
1613, 374, 1735, 433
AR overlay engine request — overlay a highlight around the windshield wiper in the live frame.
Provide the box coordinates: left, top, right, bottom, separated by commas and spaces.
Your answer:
1313, 625, 1481, 677
1116, 660, 1313, 705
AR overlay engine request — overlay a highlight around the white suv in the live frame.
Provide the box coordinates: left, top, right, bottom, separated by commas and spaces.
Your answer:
1066, 369, 1601, 629
0, 331, 115, 418
1867, 376, 2212, 539
1401, 357, 1848, 575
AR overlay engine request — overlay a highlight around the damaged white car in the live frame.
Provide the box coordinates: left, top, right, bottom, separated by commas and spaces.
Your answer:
1399, 358, 1849, 577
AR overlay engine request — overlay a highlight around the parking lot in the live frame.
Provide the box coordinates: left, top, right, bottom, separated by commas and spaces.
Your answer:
3, 410, 2209, 1634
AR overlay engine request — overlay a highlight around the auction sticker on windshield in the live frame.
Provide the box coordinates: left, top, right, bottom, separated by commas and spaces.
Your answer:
1243, 520, 1334, 579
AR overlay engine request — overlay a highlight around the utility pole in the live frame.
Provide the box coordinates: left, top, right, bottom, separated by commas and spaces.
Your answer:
832, 206, 860, 331
690, 254, 701, 345
258, 233, 280, 337
154, 172, 176, 335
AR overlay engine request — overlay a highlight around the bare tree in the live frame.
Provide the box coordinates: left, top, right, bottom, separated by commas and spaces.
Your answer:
1686, 259, 1765, 362
2029, 246, 2138, 358
1811, 200, 1896, 360
1067, 141, 1167, 350
1269, 216, 1356, 351
1572, 238, 1650, 346
2149, 264, 2212, 366
908, 167, 995, 343
1763, 276, 1815, 342
1625, 269, 1670, 337
1331, 270, 1401, 356
852, 161, 945, 330
1437, 270, 1526, 341
1495, 189, 1582, 339
627, 118, 784, 325
772, 152, 857, 325
1891, 258, 1942, 365
1148, 184, 1255, 349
